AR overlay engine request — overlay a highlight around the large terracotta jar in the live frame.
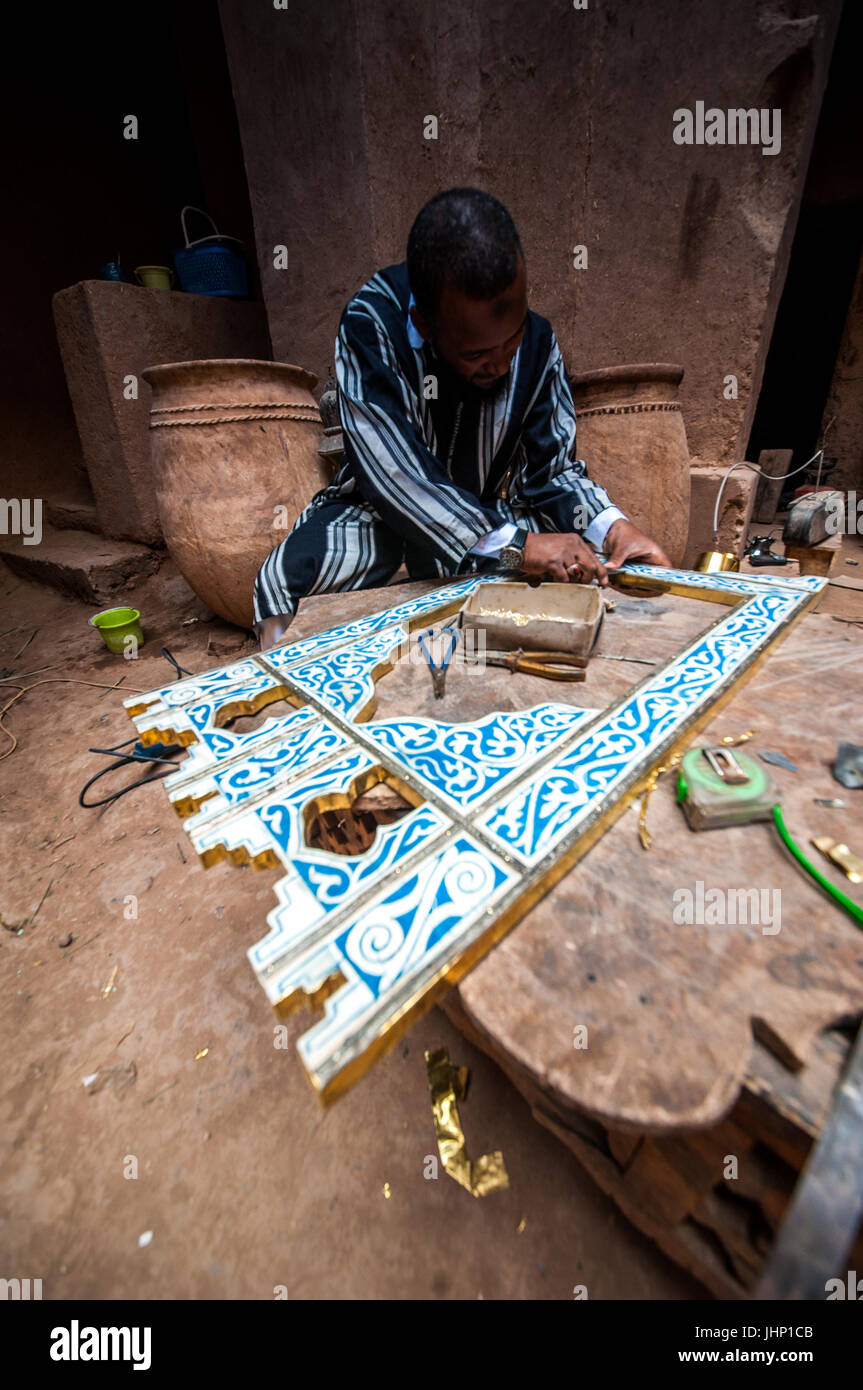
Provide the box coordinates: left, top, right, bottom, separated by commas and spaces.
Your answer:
568, 364, 691, 566
142, 359, 327, 626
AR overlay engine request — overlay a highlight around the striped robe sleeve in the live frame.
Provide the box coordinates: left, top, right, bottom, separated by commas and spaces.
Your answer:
511, 333, 619, 534
335, 302, 500, 566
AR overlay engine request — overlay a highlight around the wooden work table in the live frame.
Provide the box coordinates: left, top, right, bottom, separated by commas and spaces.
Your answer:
280, 575, 863, 1296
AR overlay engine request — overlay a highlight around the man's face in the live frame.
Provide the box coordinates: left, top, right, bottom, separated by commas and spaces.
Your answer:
410, 254, 528, 390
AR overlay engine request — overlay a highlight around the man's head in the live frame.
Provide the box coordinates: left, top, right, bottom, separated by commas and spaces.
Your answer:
406, 188, 527, 390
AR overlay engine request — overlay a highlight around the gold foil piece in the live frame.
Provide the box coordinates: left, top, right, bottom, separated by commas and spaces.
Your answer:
194, 1047, 209, 1060
425, 1048, 509, 1197
719, 729, 757, 747
382, 1182, 392, 1199
811, 836, 863, 884
476, 607, 579, 627
638, 751, 686, 850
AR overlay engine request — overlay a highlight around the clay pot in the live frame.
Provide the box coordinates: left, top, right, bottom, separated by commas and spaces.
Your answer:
568, 364, 691, 566
142, 359, 327, 626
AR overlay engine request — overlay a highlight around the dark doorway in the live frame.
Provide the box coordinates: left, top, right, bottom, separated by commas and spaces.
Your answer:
746, 0, 863, 498
1, 0, 258, 506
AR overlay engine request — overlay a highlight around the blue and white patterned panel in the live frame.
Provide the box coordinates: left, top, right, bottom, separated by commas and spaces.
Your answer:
262, 572, 507, 671
182, 668, 294, 733
123, 657, 264, 717
249, 804, 451, 990
163, 704, 317, 789
622, 563, 825, 597
290, 834, 518, 1091
286, 624, 409, 722
172, 720, 352, 827
363, 704, 596, 811
211, 721, 349, 807
130, 665, 294, 746
185, 747, 377, 866
479, 589, 806, 865
193, 704, 318, 764
162, 705, 321, 815
124, 575, 508, 725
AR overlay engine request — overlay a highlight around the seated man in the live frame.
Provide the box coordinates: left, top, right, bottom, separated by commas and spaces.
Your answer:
255, 187, 669, 646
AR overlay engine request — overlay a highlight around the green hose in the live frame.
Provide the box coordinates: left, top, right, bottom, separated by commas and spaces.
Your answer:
772, 805, 863, 928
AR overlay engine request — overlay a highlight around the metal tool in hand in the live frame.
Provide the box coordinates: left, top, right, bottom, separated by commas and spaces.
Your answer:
483, 648, 587, 681
418, 626, 458, 698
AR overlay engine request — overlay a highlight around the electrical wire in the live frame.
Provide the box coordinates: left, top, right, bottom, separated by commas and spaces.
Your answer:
0, 676, 148, 762
78, 735, 184, 808
712, 446, 829, 542
772, 804, 863, 928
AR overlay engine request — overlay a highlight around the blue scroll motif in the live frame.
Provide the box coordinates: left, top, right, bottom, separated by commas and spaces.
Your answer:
212, 721, 348, 806
254, 750, 375, 859
293, 806, 445, 912
185, 670, 285, 732
334, 837, 511, 999
363, 704, 594, 809
196, 705, 317, 762
156, 658, 263, 709
287, 625, 408, 720
482, 591, 798, 863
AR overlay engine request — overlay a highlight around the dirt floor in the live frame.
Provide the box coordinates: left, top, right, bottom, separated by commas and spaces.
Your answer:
1, 533, 860, 1301
0, 557, 710, 1301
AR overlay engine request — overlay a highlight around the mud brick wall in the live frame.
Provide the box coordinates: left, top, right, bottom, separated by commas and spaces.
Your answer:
219, 0, 841, 465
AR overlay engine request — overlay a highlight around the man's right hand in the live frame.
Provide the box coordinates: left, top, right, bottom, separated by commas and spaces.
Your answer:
521, 532, 609, 586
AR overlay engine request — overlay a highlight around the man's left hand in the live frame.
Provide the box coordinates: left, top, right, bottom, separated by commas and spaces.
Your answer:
604, 519, 670, 570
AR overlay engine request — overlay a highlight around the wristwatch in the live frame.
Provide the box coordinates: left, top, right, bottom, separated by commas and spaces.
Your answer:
498, 526, 529, 572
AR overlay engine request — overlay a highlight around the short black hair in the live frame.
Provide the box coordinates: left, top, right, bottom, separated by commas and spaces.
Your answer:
406, 188, 524, 325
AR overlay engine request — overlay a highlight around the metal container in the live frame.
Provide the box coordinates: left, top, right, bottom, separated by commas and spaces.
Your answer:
461, 581, 604, 656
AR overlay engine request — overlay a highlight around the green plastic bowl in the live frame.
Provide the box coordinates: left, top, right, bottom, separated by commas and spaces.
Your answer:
90, 607, 144, 654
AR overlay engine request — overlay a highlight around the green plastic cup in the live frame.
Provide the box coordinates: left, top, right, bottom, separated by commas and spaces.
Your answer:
90, 607, 144, 654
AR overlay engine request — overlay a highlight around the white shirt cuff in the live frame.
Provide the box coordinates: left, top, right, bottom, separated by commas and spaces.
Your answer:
582, 506, 627, 552
468, 522, 518, 557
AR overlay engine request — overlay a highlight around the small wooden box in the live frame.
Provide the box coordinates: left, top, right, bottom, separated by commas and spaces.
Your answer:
461, 582, 604, 656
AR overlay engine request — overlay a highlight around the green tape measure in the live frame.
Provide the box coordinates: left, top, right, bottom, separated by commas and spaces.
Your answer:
675, 746, 863, 928
677, 747, 780, 831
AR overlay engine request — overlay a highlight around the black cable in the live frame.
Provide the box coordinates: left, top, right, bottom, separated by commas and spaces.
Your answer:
78, 645, 194, 808
78, 738, 185, 809
159, 647, 194, 679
